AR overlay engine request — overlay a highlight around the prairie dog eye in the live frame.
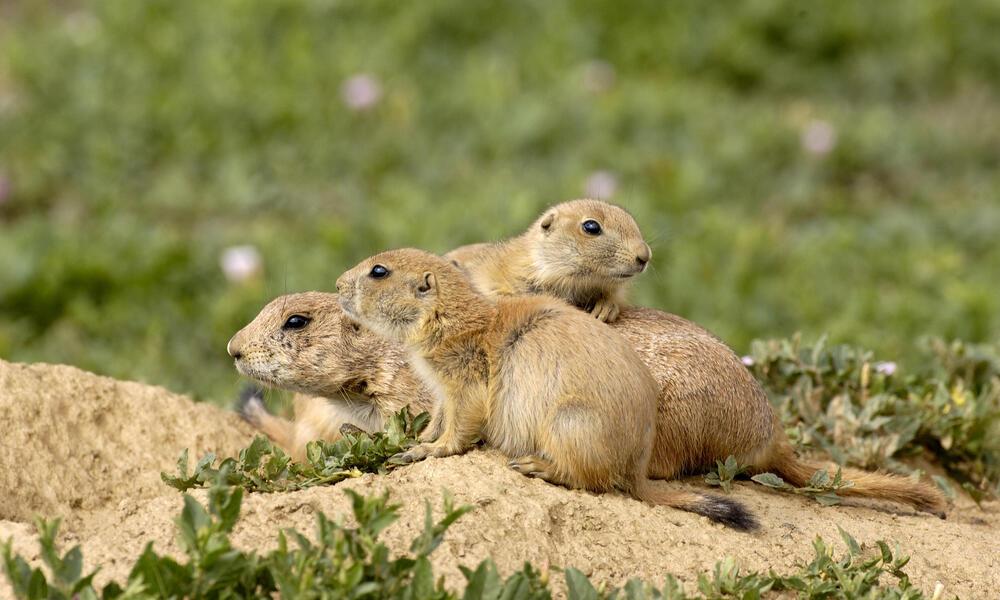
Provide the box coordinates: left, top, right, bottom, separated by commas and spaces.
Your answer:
283, 315, 311, 330
370, 265, 389, 279
582, 220, 602, 236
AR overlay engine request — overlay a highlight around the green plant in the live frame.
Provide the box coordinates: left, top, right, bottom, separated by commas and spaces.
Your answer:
703, 455, 752, 493
162, 408, 429, 493
3, 478, 473, 599
751, 468, 855, 506
748, 335, 1000, 500
2, 485, 948, 600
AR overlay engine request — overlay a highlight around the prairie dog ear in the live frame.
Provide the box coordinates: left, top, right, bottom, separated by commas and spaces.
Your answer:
416, 271, 437, 296
539, 211, 555, 231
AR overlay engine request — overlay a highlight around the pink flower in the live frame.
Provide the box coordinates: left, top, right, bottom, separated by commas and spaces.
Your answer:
875, 361, 897, 376
801, 120, 837, 156
220, 245, 262, 283
741, 356, 755, 367
341, 74, 382, 111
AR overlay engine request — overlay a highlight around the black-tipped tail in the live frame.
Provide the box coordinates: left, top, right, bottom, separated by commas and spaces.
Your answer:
637, 484, 760, 532
235, 384, 270, 427
690, 493, 760, 532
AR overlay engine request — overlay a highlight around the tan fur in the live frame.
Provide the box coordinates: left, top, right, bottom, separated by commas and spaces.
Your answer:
610, 307, 946, 515
335, 248, 757, 529
231, 291, 945, 516
444, 199, 651, 323
226, 291, 433, 462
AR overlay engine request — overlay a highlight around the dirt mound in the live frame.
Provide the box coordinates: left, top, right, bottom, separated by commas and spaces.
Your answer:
1, 359, 997, 598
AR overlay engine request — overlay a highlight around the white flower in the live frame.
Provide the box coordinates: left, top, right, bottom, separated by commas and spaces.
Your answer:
583, 170, 618, 199
582, 60, 616, 94
220, 245, 262, 283
801, 120, 837, 156
741, 356, 755, 367
341, 74, 382, 111
875, 361, 897, 376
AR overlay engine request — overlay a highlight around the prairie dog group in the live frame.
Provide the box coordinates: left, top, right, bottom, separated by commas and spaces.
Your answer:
229, 198, 946, 520
335, 247, 757, 529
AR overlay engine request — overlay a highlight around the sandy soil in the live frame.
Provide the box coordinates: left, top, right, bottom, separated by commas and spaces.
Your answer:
1, 359, 997, 598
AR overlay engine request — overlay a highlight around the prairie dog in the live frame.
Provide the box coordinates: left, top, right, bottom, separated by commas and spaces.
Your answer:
444, 199, 651, 322
335, 247, 758, 530
226, 291, 433, 462
232, 292, 946, 516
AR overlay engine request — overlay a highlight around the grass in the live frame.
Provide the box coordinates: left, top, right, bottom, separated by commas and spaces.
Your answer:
1, 0, 999, 405
3, 481, 946, 600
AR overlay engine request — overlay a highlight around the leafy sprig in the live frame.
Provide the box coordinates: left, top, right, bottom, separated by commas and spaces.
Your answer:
752, 468, 855, 506
704, 455, 752, 493
161, 409, 429, 492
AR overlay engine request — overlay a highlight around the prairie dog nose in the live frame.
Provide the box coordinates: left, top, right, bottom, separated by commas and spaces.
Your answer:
227, 332, 244, 359
636, 243, 652, 266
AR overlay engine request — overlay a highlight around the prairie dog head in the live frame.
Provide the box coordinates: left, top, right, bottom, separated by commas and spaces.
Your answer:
336, 248, 480, 345
527, 199, 651, 286
227, 292, 393, 397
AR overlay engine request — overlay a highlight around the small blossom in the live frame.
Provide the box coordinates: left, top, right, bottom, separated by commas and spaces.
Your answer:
583, 170, 618, 199
875, 361, 897, 376
582, 60, 616, 94
801, 119, 837, 156
341, 74, 382, 111
220, 245, 262, 283
741, 356, 755, 367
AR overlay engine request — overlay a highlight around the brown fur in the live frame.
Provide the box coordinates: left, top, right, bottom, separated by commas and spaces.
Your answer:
335, 248, 758, 530
610, 308, 946, 516
444, 199, 651, 323
226, 291, 433, 462
230, 292, 945, 516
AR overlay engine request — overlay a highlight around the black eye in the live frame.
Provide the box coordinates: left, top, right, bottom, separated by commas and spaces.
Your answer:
282, 315, 310, 330
582, 220, 602, 236
370, 264, 389, 279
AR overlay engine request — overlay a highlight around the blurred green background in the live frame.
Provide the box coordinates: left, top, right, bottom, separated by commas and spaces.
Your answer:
1, 0, 998, 405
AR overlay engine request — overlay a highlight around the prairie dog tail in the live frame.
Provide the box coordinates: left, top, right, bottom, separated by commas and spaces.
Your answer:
764, 444, 947, 517
635, 481, 759, 532
235, 385, 296, 450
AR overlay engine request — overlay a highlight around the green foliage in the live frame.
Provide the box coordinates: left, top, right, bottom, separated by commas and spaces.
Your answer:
2, 1, 999, 405
751, 468, 855, 507
163, 409, 429, 492
2, 487, 946, 600
747, 335, 1000, 499
3, 481, 470, 599
703, 455, 751, 493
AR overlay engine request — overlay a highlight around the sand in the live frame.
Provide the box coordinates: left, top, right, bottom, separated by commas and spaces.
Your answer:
1, 359, 997, 598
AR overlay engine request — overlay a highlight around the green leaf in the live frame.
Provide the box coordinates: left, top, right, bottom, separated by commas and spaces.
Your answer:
812, 491, 841, 505
751, 473, 786, 488
408, 556, 435, 600
807, 470, 830, 488
837, 526, 862, 556
26, 568, 47, 600
565, 568, 600, 600
462, 559, 502, 600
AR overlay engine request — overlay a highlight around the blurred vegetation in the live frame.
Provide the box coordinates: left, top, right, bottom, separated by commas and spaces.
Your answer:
1, 0, 999, 404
